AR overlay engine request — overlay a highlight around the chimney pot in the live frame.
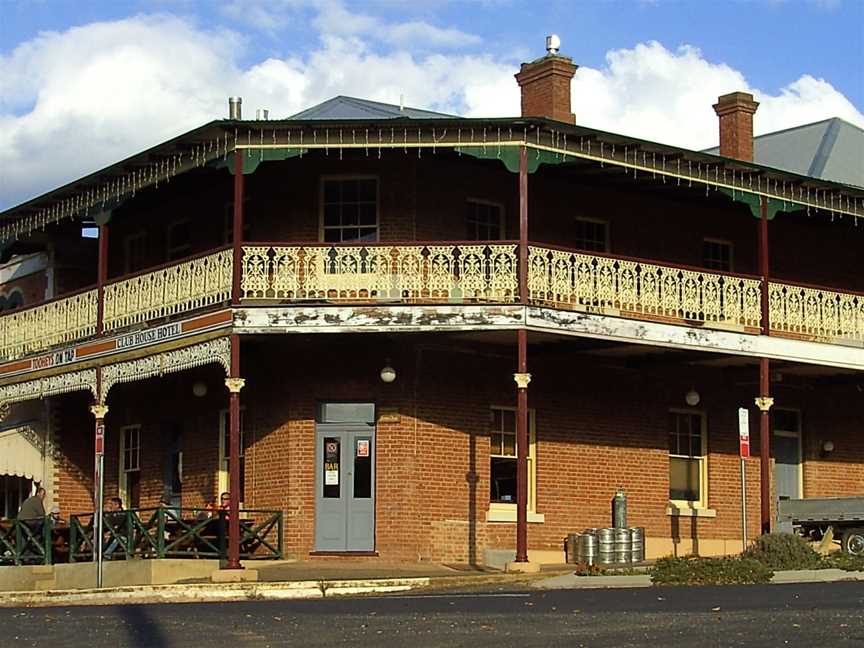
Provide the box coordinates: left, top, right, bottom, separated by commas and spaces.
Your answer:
713, 91, 759, 162
515, 40, 577, 124
228, 97, 242, 120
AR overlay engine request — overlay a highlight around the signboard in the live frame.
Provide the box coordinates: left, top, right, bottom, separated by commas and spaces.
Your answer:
325, 439, 339, 486
357, 439, 369, 458
95, 423, 105, 456
737, 407, 750, 459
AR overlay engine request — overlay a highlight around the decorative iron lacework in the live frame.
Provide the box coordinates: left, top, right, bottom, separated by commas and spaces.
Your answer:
242, 244, 519, 303
101, 336, 231, 396
769, 282, 864, 343
0, 369, 98, 406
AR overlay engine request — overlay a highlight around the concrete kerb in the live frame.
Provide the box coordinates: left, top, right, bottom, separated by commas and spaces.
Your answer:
0, 577, 432, 608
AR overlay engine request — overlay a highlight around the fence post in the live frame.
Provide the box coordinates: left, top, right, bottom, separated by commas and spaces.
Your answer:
14, 521, 22, 566
125, 510, 133, 560
157, 508, 165, 559
44, 517, 52, 566
69, 516, 77, 563
277, 511, 284, 560
218, 511, 227, 563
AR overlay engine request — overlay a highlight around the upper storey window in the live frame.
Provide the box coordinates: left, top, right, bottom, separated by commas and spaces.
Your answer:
321, 177, 378, 243
467, 201, 504, 241
574, 218, 609, 252
703, 239, 733, 272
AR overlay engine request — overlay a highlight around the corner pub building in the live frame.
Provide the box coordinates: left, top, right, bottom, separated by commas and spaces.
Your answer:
1, 40, 863, 571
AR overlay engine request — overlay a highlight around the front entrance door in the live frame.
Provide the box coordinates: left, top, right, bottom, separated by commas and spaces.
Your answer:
773, 409, 802, 521
315, 418, 375, 552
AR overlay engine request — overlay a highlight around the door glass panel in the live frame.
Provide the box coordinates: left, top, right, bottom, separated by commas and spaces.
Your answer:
323, 437, 340, 498
353, 437, 372, 499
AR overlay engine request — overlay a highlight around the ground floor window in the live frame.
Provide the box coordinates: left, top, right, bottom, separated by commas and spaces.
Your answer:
0, 475, 33, 519
218, 408, 246, 504
489, 407, 537, 512
119, 425, 141, 509
669, 410, 707, 508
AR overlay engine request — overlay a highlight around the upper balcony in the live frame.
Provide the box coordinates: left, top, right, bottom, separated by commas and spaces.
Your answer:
1, 239, 862, 368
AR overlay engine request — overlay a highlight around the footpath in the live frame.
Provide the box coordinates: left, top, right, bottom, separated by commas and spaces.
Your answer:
1, 562, 862, 608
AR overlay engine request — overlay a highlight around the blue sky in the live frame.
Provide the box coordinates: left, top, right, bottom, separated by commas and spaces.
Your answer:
1, 0, 862, 209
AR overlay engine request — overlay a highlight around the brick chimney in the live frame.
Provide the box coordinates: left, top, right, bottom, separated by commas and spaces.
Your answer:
713, 91, 759, 162
515, 35, 578, 124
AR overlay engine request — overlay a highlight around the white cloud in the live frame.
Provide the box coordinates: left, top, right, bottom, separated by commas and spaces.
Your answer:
566, 41, 864, 150
1, 17, 861, 210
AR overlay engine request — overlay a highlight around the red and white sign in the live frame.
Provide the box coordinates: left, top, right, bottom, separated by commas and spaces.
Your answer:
357, 439, 369, 458
737, 407, 750, 459
95, 423, 105, 456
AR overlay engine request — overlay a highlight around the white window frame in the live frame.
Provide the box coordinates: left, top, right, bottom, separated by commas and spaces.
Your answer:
487, 406, 543, 523
319, 175, 379, 243
466, 198, 506, 241
118, 424, 141, 509
702, 237, 734, 272
166, 218, 193, 261
773, 407, 804, 499
668, 409, 708, 510
218, 407, 246, 507
574, 217, 610, 253
123, 232, 149, 274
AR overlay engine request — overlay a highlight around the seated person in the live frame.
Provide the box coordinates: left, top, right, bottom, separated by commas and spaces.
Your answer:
103, 497, 126, 559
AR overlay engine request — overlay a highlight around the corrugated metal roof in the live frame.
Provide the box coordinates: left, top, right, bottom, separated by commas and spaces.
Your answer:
704, 117, 864, 188
289, 95, 455, 120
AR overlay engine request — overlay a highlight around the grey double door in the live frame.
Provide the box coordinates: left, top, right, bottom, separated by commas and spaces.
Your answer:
314, 423, 375, 552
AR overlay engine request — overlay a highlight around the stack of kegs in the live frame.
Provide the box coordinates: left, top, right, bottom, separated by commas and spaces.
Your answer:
567, 527, 646, 565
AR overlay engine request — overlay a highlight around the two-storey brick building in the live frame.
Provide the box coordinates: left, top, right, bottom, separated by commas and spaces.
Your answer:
1, 42, 862, 570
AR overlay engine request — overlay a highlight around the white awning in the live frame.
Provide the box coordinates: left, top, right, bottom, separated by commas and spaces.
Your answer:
0, 426, 44, 481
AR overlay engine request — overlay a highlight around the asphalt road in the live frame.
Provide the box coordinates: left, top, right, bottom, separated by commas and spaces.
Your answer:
2, 582, 863, 647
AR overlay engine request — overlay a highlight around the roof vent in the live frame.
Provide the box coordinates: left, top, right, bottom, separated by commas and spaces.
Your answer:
546, 34, 561, 56
228, 97, 242, 120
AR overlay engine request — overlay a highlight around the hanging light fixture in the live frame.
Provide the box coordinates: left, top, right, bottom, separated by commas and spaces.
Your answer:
685, 388, 701, 407
192, 381, 208, 398
380, 359, 396, 384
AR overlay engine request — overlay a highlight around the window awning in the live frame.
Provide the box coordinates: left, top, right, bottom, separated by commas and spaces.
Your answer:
0, 425, 44, 481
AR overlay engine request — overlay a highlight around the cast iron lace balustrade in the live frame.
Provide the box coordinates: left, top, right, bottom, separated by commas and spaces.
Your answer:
769, 282, 864, 344
103, 249, 233, 332
0, 290, 97, 362
241, 244, 519, 303
527, 245, 763, 331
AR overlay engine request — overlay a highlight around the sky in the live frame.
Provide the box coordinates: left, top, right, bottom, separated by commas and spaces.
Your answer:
1, 0, 862, 210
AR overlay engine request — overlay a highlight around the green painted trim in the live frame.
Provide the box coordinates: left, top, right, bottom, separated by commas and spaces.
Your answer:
455, 146, 564, 173
719, 188, 805, 220
214, 148, 308, 175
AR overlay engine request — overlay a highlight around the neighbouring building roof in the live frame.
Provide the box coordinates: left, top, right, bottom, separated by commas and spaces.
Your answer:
289, 95, 455, 120
704, 117, 864, 188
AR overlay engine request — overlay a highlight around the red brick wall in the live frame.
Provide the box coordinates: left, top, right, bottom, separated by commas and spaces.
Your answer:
52, 334, 863, 563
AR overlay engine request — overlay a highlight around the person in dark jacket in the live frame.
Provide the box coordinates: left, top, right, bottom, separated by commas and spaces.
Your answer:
17, 487, 47, 559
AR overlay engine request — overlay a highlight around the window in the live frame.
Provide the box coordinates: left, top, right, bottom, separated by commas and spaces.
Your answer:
0, 291, 24, 312
321, 178, 378, 243
703, 239, 733, 272
574, 218, 609, 252
1, 475, 33, 519
467, 201, 504, 240
218, 408, 246, 504
124, 233, 149, 274
669, 411, 707, 507
167, 220, 192, 261
119, 425, 141, 509
489, 407, 537, 513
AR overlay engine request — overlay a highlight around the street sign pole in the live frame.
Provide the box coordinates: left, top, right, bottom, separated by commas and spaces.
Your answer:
738, 407, 751, 551
93, 415, 106, 589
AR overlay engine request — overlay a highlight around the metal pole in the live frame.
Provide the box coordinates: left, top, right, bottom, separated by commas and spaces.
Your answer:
96, 452, 104, 588
740, 458, 748, 550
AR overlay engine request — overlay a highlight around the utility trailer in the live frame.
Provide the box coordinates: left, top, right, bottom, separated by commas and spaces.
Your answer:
779, 497, 864, 556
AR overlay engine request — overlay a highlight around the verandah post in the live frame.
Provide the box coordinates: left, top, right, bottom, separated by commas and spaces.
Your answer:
757, 196, 773, 535
96, 222, 109, 335
514, 143, 531, 564
232, 149, 244, 306
224, 334, 245, 570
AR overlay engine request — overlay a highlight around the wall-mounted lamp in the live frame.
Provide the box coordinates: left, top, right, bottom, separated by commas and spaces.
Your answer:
192, 381, 208, 398
380, 360, 396, 384
685, 388, 701, 407
822, 440, 835, 455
